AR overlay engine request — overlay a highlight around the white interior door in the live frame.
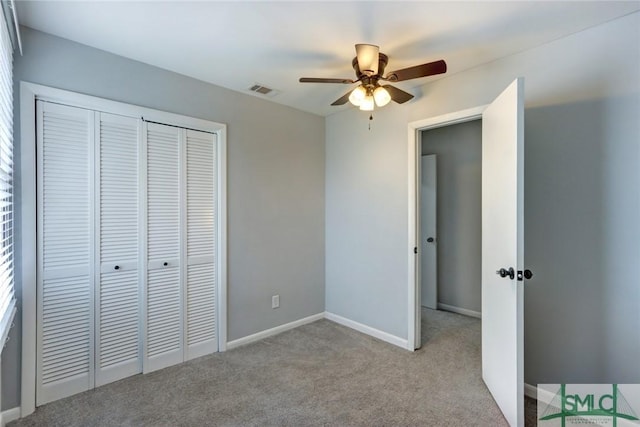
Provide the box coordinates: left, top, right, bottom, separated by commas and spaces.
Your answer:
481, 78, 525, 426
420, 154, 437, 309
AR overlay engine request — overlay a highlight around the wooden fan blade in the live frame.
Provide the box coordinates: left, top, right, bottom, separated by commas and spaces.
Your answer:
385, 60, 447, 82
383, 85, 414, 104
331, 91, 352, 106
299, 77, 355, 84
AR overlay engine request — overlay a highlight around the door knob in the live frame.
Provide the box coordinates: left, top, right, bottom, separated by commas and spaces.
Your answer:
427, 237, 434, 243
163, 262, 168, 266
496, 267, 515, 280
114, 265, 120, 270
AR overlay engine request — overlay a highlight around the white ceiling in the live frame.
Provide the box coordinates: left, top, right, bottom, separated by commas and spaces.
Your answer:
16, 1, 640, 116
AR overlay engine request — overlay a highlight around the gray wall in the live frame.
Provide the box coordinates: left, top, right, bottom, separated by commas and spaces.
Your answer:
2, 27, 326, 409
326, 12, 640, 385
421, 120, 482, 313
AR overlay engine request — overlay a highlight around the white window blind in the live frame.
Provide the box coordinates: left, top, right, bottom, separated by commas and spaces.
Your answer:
0, 9, 16, 348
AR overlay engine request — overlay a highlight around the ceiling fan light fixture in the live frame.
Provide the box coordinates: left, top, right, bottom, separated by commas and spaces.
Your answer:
355, 44, 379, 76
373, 86, 391, 107
359, 95, 375, 111
299, 44, 446, 110
349, 85, 367, 106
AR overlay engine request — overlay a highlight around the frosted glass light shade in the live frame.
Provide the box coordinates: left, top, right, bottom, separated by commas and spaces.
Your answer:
349, 86, 367, 106
373, 86, 391, 107
359, 95, 374, 111
355, 44, 380, 76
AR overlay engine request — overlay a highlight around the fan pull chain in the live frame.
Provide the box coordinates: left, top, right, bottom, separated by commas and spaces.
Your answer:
369, 114, 373, 130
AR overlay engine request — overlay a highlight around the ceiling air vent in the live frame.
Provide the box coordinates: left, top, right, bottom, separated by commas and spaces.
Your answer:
248, 83, 279, 98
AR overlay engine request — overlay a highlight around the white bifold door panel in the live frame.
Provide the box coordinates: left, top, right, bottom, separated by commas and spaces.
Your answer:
143, 124, 218, 372
185, 129, 218, 360
144, 123, 183, 373
95, 112, 142, 387
37, 104, 143, 403
481, 77, 525, 427
37, 101, 220, 405
37, 101, 95, 405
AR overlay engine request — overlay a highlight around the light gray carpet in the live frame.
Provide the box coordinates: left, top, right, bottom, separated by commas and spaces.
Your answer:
12, 308, 531, 426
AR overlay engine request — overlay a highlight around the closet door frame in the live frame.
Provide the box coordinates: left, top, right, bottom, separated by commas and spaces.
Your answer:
19, 82, 227, 417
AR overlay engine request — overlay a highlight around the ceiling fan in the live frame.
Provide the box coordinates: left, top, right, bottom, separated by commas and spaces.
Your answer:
299, 44, 447, 111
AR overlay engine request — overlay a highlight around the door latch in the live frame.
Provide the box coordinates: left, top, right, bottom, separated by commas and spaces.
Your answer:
496, 267, 533, 281
517, 270, 533, 281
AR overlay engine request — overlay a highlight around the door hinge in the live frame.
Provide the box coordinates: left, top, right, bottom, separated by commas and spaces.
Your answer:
414, 247, 418, 254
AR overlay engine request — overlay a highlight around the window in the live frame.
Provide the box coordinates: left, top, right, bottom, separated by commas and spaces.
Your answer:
0, 5, 16, 347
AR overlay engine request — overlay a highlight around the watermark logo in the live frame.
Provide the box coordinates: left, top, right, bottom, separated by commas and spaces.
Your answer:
538, 384, 640, 426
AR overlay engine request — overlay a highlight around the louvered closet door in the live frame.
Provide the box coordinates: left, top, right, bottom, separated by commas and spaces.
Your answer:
185, 130, 218, 360
144, 122, 183, 372
37, 101, 94, 405
95, 113, 142, 386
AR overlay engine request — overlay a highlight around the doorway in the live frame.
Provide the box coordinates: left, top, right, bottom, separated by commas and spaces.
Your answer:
420, 119, 482, 321
407, 105, 486, 350
407, 78, 526, 426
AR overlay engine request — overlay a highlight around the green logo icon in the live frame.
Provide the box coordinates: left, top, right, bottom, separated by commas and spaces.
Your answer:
539, 384, 639, 426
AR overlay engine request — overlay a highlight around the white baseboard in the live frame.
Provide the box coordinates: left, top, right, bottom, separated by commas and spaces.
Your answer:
526, 383, 559, 403
227, 311, 409, 352
324, 311, 408, 350
437, 303, 481, 319
524, 382, 537, 399
524, 382, 556, 402
1, 407, 20, 426
226, 313, 324, 350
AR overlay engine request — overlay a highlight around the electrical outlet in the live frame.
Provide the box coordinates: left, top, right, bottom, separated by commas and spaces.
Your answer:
272, 295, 280, 309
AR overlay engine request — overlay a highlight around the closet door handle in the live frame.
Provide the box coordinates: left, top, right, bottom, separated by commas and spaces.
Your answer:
163, 262, 168, 267
114, 265, 120, 271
